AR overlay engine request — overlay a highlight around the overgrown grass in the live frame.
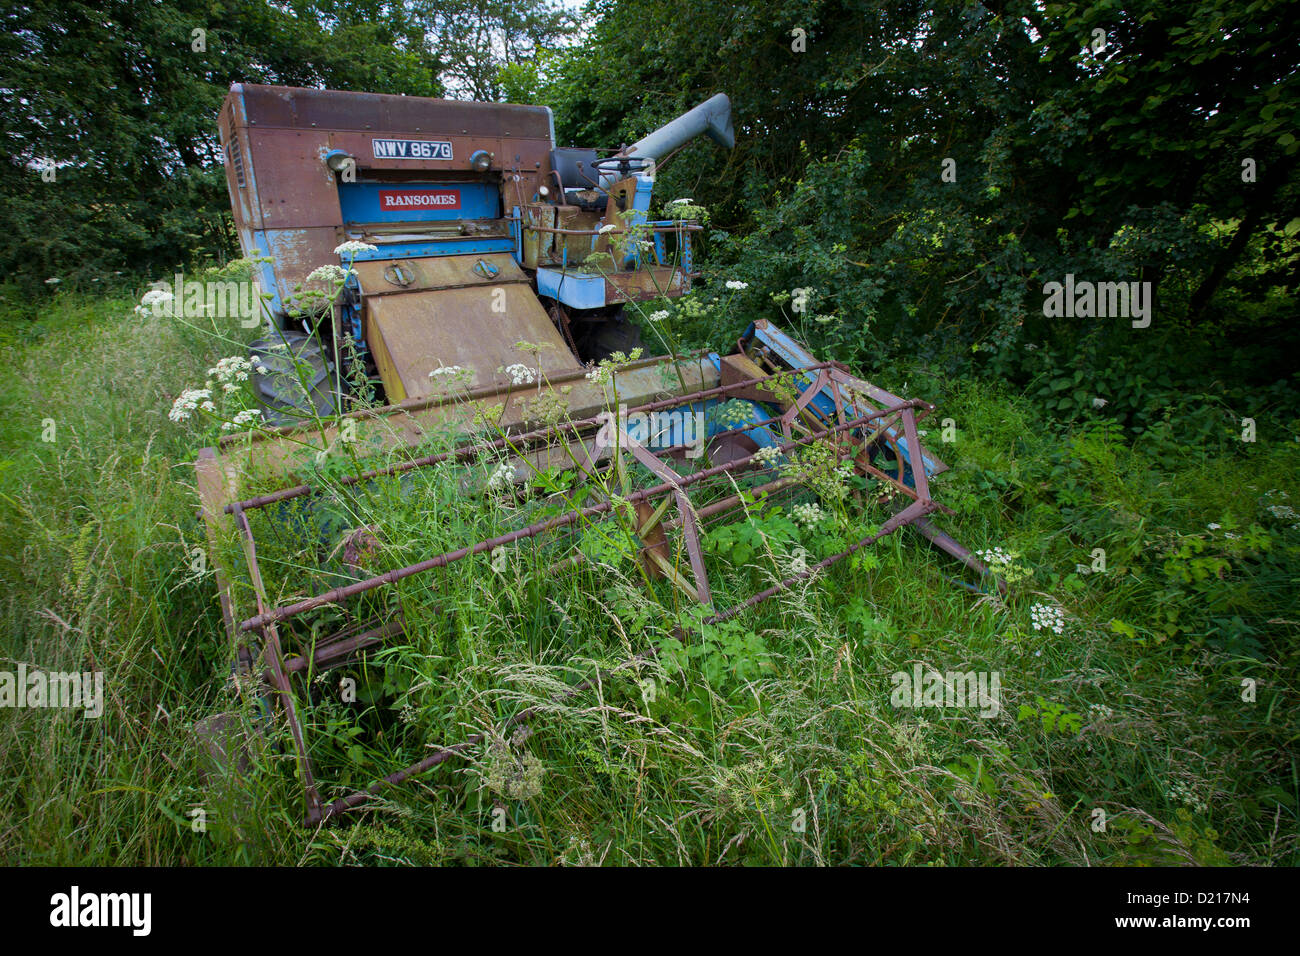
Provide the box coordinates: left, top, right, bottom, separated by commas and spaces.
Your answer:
1, 290, 1296, 866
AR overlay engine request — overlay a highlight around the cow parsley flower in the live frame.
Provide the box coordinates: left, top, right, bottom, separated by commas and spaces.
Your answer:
307, 264, 349, 284
1030, 603, 1065, 635
791, 502, 825, 528
975, 546, 1033, 583
221, 408, 264, 431
334, 240, 379, 256
598, 223, 618, 234
487, 462, 515, 495
428, 365, 472, 389
648, 310, 670, 322
168, 388, 213, 423
135, 288, 175, 317
752, 445, 782, 467
666, 201, 707, 220
207, 356, 252, 384
713, 400, 754, 429
725, 280, 749, 291
503, 363, 537, 386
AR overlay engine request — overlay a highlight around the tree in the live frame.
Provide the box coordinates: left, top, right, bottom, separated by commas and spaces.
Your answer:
0, 0, 440, 295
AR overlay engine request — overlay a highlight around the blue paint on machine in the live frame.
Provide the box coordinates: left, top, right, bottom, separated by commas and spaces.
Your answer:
338, 181, 499, 225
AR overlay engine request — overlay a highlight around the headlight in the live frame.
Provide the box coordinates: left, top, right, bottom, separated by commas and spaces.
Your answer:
469, 149, 493, 172
324, 150, 354, 173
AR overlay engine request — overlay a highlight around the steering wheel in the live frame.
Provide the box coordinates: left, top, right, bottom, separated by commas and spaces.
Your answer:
589, 155, 655, 179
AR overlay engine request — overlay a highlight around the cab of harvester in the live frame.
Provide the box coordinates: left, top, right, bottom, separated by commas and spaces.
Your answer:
218, 84, 732, 408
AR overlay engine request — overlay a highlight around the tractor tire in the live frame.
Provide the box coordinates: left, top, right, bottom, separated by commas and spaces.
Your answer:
249, 331, 346, 427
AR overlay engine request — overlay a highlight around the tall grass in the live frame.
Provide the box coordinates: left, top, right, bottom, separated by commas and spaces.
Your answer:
1, 288, 1296, 866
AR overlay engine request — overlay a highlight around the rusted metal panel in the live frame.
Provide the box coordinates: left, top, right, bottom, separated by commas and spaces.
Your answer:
261, 227, 339, 308
366, 283, 578, 399
247, 129, 343, 229
352, 252, 524, 296
219, 95, 257, 231
239, 84, 551, 140
718, 352, 778, 404
605, 266, 684, 304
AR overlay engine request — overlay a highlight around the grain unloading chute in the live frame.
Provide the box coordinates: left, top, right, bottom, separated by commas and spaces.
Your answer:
202, 84, 1001, 824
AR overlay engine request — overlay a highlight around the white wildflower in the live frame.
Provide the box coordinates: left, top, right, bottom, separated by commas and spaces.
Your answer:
791, 502, 825, 528
598, 223, 618, 234
725, 280, 749, 291
1030, 603, 1065, 635
334, 240, 379, 257
168, 388, 212, 423
487, 462, 515, 495
976, 547, 1014, 567
221, 408, 263, 431
207, 356, 252, 384
1091, 397, 1109, 409
306, 264, 349, 284
714, 400, 753, 429
503, 363, 537, 386
752, 445, 782, 467
135, 288, 175, 317
648, 310, 670, 322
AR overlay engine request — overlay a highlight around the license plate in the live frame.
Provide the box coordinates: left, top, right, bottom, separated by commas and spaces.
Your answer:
371, 139, 454, 161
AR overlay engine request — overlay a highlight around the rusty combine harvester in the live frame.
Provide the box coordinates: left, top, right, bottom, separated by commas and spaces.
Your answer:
201, 84, 997, 824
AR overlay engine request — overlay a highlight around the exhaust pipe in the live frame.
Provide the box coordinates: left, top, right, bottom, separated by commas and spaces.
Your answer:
599, 93, 734, 185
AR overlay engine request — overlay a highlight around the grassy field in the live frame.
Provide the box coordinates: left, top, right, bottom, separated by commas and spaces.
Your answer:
1, 286, 1296, 866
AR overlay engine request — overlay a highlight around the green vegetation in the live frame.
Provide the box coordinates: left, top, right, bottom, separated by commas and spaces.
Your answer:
1, 282, 1296, 865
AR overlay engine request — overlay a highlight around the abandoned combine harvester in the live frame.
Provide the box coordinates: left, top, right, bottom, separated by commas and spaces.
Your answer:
200, 84, 997, 824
